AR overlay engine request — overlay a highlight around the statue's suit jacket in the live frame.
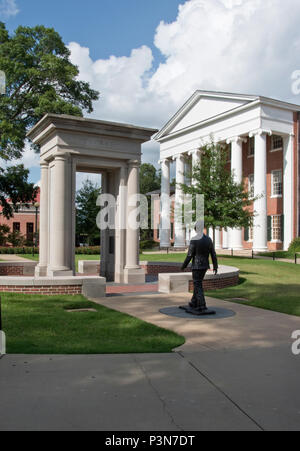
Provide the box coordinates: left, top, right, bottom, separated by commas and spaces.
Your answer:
181, 234, 218, 271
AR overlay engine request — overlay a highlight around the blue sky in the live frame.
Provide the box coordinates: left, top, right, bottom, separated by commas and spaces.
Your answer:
6, 0, 183, 66
2, 0, 300, 187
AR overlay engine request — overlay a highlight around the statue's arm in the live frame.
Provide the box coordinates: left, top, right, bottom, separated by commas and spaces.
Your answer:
210, 240, 219, 273
181, 242, 195, 270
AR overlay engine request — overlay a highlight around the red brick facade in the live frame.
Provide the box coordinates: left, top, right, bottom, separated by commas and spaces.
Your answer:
0, 189, 40, 245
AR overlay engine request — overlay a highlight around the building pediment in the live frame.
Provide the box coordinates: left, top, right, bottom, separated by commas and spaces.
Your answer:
155, 91, 259, 141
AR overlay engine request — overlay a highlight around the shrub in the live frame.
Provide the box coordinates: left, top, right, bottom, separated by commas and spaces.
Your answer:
75, 246, 100, 255
288, 238, 300, 254
140, 240, 157, 251
0, 246, 39, 255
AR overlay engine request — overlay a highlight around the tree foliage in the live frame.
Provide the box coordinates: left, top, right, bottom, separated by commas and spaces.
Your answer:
0, 22, 99, 160
180, 141, 257, 239
76, 180, 101, 246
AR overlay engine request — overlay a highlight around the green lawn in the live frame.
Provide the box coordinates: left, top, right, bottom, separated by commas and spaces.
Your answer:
2, 293, 184, 354
142, 253, 300, 317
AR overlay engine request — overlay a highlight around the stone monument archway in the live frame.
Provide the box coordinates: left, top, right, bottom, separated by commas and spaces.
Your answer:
27, 114, 157, 284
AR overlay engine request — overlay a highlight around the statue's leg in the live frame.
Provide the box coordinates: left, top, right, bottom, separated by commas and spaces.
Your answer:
193, 270, 207, 311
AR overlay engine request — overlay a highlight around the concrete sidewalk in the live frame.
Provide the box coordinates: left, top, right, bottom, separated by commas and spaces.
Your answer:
0, 294, 300, 431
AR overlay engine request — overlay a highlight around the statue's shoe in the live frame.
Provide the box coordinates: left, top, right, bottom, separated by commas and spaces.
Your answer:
179, 306, 216, 316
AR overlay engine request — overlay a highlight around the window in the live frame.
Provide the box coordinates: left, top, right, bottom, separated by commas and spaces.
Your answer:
271, 170, 283, 197
13, 222, 20, 232
26, 222, 34, 242
272, 215, 282, 241
271, 135, 283, 152
248, 174, 254, 197
248, 137, 255, 157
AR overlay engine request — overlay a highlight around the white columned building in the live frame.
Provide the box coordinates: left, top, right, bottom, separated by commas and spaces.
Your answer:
227, 136, 246, 250
155, 90, 300, 251
159, 158, 171, 248
173, 154, 186, 249
252, 130, 269, 252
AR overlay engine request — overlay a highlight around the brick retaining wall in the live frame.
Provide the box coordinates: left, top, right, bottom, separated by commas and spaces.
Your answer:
0, 285, 82, 295
189, 275, 239, 291
0, 266, 24, 276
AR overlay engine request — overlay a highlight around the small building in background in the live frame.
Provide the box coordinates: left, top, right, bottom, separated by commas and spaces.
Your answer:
0, 189, 40, 246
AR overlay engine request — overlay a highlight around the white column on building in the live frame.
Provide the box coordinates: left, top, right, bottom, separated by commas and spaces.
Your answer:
48, 154, 73, 276
215, 228, 221, 249
227, 137, 245, 250
173, 154, 186, 249
124, 160, 145, 284
222, 229, 229, 249
159, 158, 171, 248
35, 162, 49, 277
191, 149, 202, 185
283, 133, 295, 250
252, 130, 269, 252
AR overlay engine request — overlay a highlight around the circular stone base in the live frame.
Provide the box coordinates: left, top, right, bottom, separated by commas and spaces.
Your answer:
159, 306, 236, 320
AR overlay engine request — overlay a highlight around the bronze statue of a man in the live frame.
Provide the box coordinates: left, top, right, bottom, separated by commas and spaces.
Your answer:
180, 223, 218, 316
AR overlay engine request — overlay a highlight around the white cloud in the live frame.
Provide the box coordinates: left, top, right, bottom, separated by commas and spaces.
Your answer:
0, 0, 19, 18
12, 142, 40, 169
67, 0, 300, 166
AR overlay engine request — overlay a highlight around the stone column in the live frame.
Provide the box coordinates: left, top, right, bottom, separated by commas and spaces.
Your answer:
159, 159, 171, 248
227, 137, 245, 250
283, 133, 295, 250
215, 228, 221, 249
173, 154, 186, 249
48, 154, 73, 277
191, 149, 202, 185
35, 162, 49, 277
253, 131, 268, 252
222, 229, 229, 249
115, 166, 127, 283
124, 160, 145, 284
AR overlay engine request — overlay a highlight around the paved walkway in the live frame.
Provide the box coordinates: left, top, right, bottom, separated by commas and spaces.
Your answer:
0, 255, 33, 262
1, 294, 300, 431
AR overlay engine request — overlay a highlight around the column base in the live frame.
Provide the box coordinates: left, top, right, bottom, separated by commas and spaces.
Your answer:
253, 247, 268, 253
47, 267, 74, 277
35, 265, 48, 278
124, 267, 145, 284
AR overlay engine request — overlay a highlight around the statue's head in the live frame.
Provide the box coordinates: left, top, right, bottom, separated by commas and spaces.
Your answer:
191, 220, 204, 240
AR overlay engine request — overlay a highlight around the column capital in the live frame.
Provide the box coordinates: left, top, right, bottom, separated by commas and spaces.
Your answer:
226, 136, 247, 145
188, 148, 202, 157
128, 159, 140, 168
54, 152, 70, 162
40, 161, 49, 169
249, 129, 272, 138
172, 153, 185, 162
158, 158, 171, 165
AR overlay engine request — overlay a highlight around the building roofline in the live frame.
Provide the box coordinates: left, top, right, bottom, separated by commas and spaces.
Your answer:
154, 90, 300, 142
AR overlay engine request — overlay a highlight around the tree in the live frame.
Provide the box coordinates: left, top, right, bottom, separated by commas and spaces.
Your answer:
140, 163, 161, 195
0, 22, 99, 217
0, 224, 9, 246
179, 141, 257, 244
76, 180, 101, 246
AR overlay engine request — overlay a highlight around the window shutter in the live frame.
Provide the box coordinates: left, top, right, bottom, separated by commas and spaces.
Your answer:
267, 216, 272, 242
244, 227, 249, 242
281, 215, 284, 243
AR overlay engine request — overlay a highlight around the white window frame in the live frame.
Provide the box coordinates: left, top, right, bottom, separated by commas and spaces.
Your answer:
270, 135, 283, 153
271, 170, 283, 198
271, 215, 282, 243
248, 137, 255, 158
